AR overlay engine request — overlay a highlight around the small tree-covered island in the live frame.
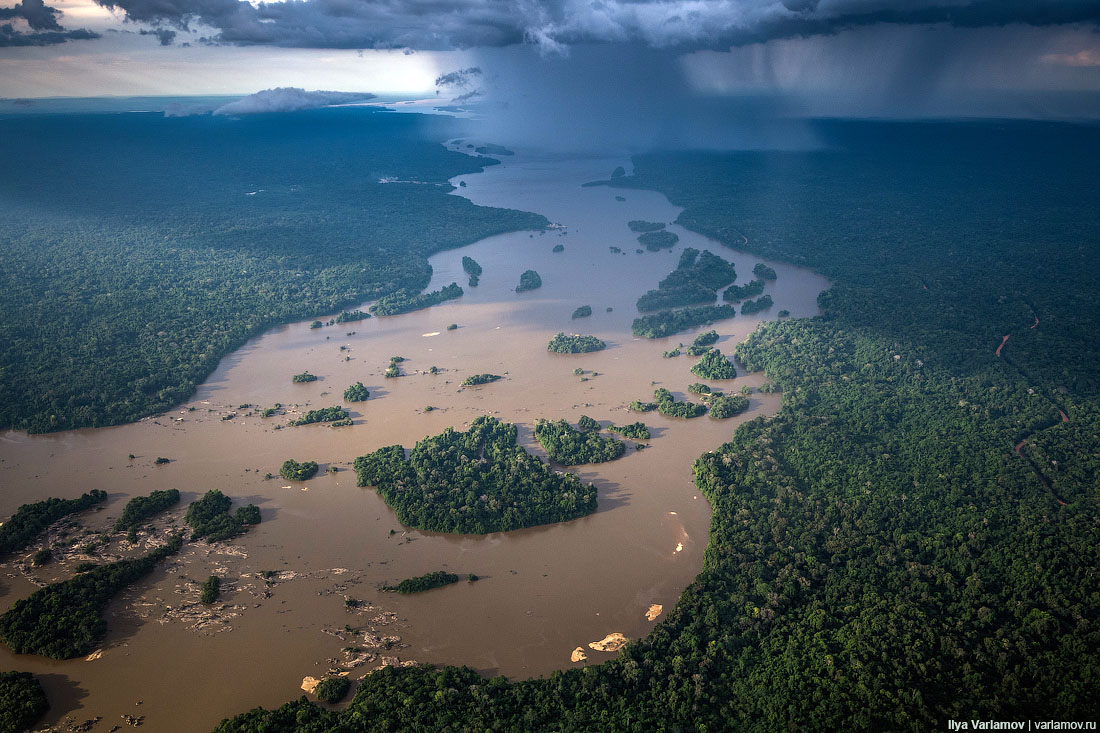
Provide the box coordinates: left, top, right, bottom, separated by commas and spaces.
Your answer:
547, 332, 606, 353
353, 416, 598, 533
515, 269, 542, 292
533, 418, 626, 465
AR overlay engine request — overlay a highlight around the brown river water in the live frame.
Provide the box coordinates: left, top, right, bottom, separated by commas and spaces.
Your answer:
0, 145, 829, 731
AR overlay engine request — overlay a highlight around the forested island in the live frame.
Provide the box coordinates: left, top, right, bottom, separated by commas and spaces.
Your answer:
606, 422, 650, 440
533, 419, 625, 465
353, 416, 597, 533
515, 270, 542, 292
653, 388, 707, 418
740, 294, 774, 315
571, 305, 592, 319
637, 230, 679, 251
636, 248, 736, 312
291, 406, 349, 426
0, 109, 548, 433
0, 671, 48, 733
0, 534, 183, 659
632, 304, 737, 338
382, 571, 460, 594
185, 490, 261, 542
547, 333, 606, 353
462, 256, 482, 287
723, 279, 765, 302
627, 220, 665, 233
280, 459, 319, 481
461, 374, 502, 386
114, 489, 180, 532
0, 490, 107, 556
690, 349, 737, 379
343, 382, 370, 402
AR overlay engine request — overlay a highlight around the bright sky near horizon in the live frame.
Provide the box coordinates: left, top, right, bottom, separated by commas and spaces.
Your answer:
1, 0, 1099, 120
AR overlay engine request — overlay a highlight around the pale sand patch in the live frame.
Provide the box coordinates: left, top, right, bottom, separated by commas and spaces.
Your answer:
588, 633, 627, 652
301, 676, 320, 694
85, 649, 104, 661
421, 332, 441, 337
571, 647, 587, 663
674, 542, 683, 553
645, 604, 663, 621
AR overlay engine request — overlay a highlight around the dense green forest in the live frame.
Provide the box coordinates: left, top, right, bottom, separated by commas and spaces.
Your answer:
0, 109, 547, 433
215, 118, 1100, 732
547, 333, 606, 353
0, 535, 183, 659
533, 418, 626, 465
0, 490, 107, 556
113, 489, 180, 532
314, 677, 352, 704
704, 393, 750, 419
0, 671, 48, 733
353, 416, 598, 533
383, 570, 460, 594
185, 490, 262, 542
200, 575, 221, 604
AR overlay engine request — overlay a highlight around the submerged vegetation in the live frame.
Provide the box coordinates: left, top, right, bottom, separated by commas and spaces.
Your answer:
0, 109, 546, 434
0, 490, 107, 557
353, 416, 597, 533
382, 571, 459, 594
533, 419, 625, 465
547, 332, 606, 353
185, 490, 261, 542
0, 534, 183, 659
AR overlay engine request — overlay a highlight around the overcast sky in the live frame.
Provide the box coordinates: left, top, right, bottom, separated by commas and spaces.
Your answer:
1, 0, 1099, 122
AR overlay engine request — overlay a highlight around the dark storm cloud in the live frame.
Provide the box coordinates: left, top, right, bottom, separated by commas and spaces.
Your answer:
84, 0, 1100, 50
0, 0, 60, 30
0, 0, 100, 46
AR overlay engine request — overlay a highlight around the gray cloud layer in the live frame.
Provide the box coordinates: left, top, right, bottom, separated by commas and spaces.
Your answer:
162, 87, 377, 116
85, 0, 1100, 50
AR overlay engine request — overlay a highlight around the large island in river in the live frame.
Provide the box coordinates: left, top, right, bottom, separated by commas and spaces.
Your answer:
354, 416, 598, 533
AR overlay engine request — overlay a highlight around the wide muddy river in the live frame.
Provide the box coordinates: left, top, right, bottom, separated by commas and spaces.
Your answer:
0, 145, 828, 731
